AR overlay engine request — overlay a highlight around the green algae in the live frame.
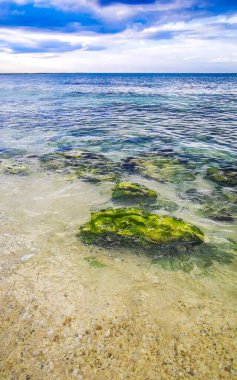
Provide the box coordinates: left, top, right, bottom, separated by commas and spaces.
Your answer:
122, 154, 195, 184
154, 198, 179, 212
152, 241, 235, 273
194, 188, 237, 222
178, 188, 211, 204
40, 151, 121, 183
197, 203, 235, 222
112, 182, 157, 203
176, 186, 237, 222
2, 164, 30, 176
205, 167, 237, 188
84, 256, 106, 268
40, 153, 69, 171
111, 181, 179, 212
78, 208, 204, 252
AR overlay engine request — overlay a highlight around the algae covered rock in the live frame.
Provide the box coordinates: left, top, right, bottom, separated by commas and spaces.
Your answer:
178, 188, 211, 204
75, 152, 121, 183
1, 164, 30, 176
40, 150, 121, 183
78, 208, 204, 252
112, 182, 157, 203
122, 154, 195, 184
205, 167, 237, 188
194, 188, 237, 222
198, 203, 235, 222
154, 198, 179, 212
40, 153, 68, 171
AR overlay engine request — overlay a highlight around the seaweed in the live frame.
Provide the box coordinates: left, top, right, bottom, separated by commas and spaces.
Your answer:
152, 240, 236, 273
78, 208, 204, 252
84, 256, 106, 268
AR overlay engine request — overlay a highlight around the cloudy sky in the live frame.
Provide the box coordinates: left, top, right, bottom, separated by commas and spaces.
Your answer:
0, 0, 236, 72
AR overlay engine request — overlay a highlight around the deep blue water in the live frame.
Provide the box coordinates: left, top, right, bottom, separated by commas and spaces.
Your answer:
0, 73, 236, 164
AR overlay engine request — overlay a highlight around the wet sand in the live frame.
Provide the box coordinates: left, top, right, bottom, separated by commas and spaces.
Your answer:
0, 172, 237, 379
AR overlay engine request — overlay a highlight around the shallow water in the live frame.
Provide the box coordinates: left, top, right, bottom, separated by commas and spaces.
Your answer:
0, 74, 237, 379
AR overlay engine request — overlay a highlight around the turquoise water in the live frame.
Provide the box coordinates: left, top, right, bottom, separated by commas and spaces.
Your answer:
0, 73, 236, 162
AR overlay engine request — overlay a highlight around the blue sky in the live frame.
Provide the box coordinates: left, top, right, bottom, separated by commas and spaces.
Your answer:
0, 0, 236, 72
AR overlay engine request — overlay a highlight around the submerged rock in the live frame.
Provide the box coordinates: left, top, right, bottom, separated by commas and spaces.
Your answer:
2, 164, 30, 176
40, 150, 122, 183
220, 188, 237, 204
195, 188, 237, 222
178, 188, 211, 204
40, 153, 67, 171
121, 154, 195, 184
75, 152, 121, 183
112, 182, 157, 203
154, 198, 179, 212
205, 167, 237, 188
198, 203, 235, 222
78, 208, 204, 252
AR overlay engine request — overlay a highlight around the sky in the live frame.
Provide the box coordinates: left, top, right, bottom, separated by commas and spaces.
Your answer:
0, 0, 236, 72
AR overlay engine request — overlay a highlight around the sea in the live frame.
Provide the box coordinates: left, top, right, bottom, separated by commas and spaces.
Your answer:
0, 73, 236, 380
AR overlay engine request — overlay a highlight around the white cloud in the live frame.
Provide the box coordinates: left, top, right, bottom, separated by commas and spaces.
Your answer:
0, 1, 236, 73
0, 19, 237, 73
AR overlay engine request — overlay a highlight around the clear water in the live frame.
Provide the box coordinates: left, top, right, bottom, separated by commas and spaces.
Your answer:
0, 73, 237, 161
0, 74, 236, 380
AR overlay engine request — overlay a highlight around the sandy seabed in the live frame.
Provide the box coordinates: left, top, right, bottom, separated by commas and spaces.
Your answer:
0, 172, 236, 380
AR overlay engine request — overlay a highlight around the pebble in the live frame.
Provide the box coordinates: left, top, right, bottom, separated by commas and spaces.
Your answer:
21, 254, 35, 262
72, 369, 79, 377
47, 328, 54, 336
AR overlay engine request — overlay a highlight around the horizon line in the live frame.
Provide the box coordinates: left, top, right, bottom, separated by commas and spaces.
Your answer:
0, 72, 237, 75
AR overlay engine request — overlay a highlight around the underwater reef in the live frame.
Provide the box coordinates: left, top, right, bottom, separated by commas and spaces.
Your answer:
78, 208, 204, 253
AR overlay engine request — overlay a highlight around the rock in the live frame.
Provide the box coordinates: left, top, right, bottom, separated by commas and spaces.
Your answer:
196, 188, 237, 222
122, 154, 195, 184
205, 167, 237, 188
40, 150, 121, 183
121, 157, 139, 173
112, 182, 157, 203
21, 254, 35, 262
216, 188, 237, 204
2, 164, 30, 175
78, 208, 204, 253
40, 153, 68, 170
154, 198, 179, 212
178, 188, 211, 204
198, 203, 234, 222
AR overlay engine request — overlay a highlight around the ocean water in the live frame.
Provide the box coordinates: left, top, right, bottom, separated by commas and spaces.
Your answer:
0, 74, 237, 379
0, 73, 237, 160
